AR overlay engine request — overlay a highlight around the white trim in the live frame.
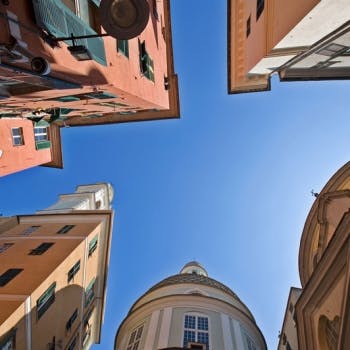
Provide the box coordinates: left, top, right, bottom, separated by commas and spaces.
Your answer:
143, 310, 160, 349
25, 296, 32, 350
157, 307, 172, 348
232, 319, 245, 350
221, 313, 234, 350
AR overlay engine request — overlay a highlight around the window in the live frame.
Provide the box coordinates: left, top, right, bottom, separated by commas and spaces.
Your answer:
0, 243, 14, 253
243, 331, 257, 350
34, 127, 48, 142
0, 328, 16, 349
117, 40, 129, 58
85, 278, 96, 307
246, 15, 251, 37
29, 242, 54, 255
152, 0, 159, 20
11, 127, 24, 146
88, 235, 98, 256
286, 342, 292, 350
0, 269, 23, 287
66, 309, 78, 332
82, 308, 94, 348
256, 0, 264, 20
183, 315, 210, 349
127, 324, 144, 350
317, 43, 348, 57
21, 225, 40, 236
57, 224, 75, 234
67, 260, 81, 283
37, 282, 56, 319
139, 40, 155, 82
67, 335, 77, 350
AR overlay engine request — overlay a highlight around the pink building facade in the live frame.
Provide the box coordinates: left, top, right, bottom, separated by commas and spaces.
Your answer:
0, 0, 179, 176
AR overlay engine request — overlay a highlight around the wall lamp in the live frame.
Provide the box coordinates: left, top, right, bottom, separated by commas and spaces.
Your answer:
52, 0, 150, 61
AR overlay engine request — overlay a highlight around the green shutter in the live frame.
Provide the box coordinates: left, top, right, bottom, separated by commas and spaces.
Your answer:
32, 0, 107, 66
36, 140, 51, 150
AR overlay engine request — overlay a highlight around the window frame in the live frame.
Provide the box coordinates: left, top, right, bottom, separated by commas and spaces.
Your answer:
37, 282, 56, 319
66, 308, 78, 332
67, 260, 81, 283
0, 269, 23, 287
256, 0, 264, 20
0, 243, 14, 254
117, 39, 129, 58
29, 242, 54, 256
21, 225, 40, 236
11, 127, 24, 146
138, 40, 155, 82
183, 314, 210, 350
88, 235, 98, 257
57, 224, 75, 234
34, 126, 49, 142
85, 278, 96, 307
127, 324, 144, 350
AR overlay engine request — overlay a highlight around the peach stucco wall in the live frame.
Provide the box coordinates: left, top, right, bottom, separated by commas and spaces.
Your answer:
0, 119, 52, 177
0, 215, 108, 349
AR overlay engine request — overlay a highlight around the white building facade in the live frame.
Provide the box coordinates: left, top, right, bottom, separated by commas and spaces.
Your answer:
115, 262, 266, 350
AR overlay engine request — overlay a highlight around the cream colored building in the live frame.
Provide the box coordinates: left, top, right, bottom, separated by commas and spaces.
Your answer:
115, 261, 266, 350
228, 0, 350, 94
0, 183, 114, 350
279, 160, 350, 350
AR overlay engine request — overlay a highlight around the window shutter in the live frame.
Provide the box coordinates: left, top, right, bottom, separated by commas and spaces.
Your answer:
32, 0, 107, 66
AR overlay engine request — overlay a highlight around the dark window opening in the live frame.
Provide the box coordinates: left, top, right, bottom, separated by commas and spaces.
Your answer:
256, 0, 264, 20
68, 260, 81, 283
37, 282, 56, 319
246, 15, 251, 37
0, 269, 23, 287
139, 40, 155, 82
117, 40, 129, 58
21, 225, 40, 236
57, 225, 75, 234
88, 236, 98, 257
0, 243, 14, 253
66, 308, 78, 331
29, 242, 54, 255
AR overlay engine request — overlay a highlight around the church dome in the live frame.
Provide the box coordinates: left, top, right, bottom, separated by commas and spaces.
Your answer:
115, 263, 266, 350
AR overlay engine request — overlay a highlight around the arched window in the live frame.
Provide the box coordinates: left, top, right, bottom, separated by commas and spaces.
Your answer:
183, 314, 210, 349
127, 324, 144, 350
318, 315, 340, 350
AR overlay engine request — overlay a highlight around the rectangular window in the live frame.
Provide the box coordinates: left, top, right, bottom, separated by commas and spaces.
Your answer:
11, 127, 24, 146
246, 15, 251, 37
57, 225, 75, 234
117, 40, 129, 58
29, 242, 54, 255
183, 315, 210, 349
152, 0, 158, 20
0, 268, 23, 287
88, 235, 98, 257
34, 126, 49, 142
139, 40, 155, 82
66, 308, 78, 331
21, 225, 40, 236
127, 324, 144, 350
82, 307, 93, 347
0, 243, 14, 253
67, 335, 77, 350
67, 260, 81, 283
85, 278, 96, 307
0, 328, 16, 349
37, 282, 56, 319
256, 0, 264, 20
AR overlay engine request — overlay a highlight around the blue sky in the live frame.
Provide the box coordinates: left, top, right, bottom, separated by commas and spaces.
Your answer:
2, 1, 350, 349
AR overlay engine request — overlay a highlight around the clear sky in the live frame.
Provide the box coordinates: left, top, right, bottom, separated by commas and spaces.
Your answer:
1, 1, 350, 349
